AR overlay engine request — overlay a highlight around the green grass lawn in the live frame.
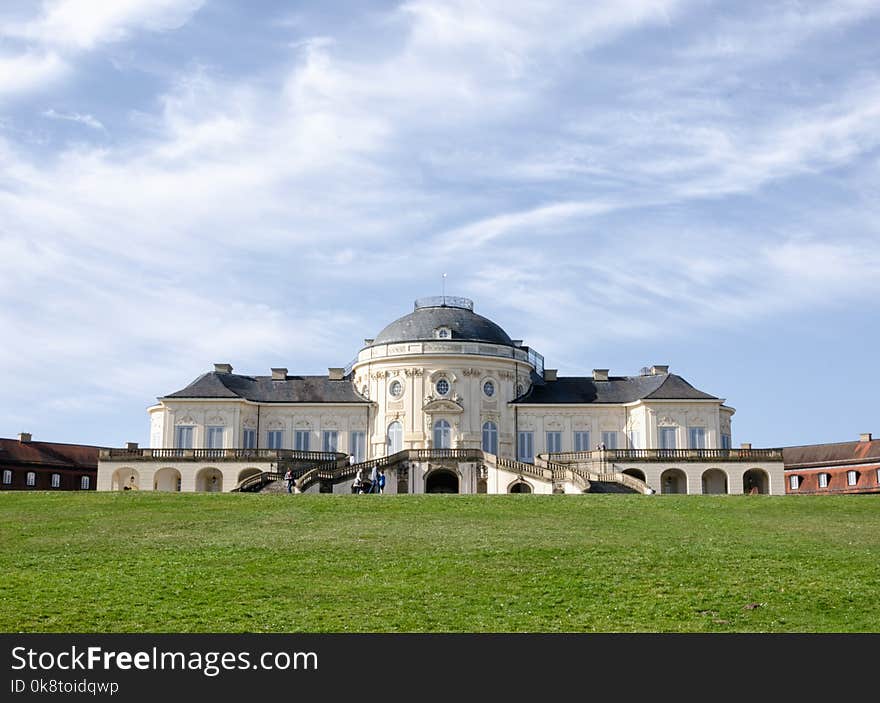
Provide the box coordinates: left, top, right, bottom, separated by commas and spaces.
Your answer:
1, 492, 878, 632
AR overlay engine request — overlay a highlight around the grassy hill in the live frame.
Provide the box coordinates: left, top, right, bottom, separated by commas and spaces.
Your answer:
1, 492, 878, 632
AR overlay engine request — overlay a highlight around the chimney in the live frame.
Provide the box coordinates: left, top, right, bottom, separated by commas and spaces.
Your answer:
860, 433, 873, 443
593, 369, 609, 382
544, 369, 558, 381
651, 365, 669, 375
214, 363, 233, 374
271, 368, 288, 381
126, 442, 139, 450
18, 432, 32, 443
740, 442, 752, 450
328, 367, 345, 381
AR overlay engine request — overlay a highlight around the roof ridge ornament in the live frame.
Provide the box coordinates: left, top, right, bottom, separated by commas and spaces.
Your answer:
414, 295, 473, 311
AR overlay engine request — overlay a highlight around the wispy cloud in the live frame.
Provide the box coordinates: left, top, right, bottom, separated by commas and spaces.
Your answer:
43, 108, 105, 131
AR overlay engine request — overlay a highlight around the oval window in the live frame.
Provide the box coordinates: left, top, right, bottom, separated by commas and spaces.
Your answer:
435, 378, 450, 396
389, 380, 403, 398
483, 380, 495, 397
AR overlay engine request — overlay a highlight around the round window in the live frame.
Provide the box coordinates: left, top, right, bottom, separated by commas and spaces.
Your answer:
483, 380, 495, 397
435, 378, 449, 396
389, 380, 403, 398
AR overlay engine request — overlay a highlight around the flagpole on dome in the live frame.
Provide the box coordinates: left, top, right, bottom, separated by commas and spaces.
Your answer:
442, 272, 447, 306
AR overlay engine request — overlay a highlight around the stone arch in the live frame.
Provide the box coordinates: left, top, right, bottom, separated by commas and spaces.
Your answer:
112, 467, 140, 491
622, 468, 646, 482
237, 467, 262, 484
508, 480, 532, 494
702, 468, 728, 495
195, 467, 223, 493
743, 468, 769, 495
660, 468, 688, 494
153, 468, 181, 492
425, 468, 459, 494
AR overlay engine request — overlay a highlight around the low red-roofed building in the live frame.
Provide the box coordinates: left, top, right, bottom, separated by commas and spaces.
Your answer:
783, 433, 880, 495
0, 433, 101, 491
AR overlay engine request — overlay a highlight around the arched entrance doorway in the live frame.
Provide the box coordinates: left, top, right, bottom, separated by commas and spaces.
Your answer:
623, 468, 646, 482
237, 468, 262, 484
196, 467, 223, 492
112, 468, 139, 491
154, 468, 181, 492
660, 468, 688, 494
743, 469, 769, 495
509, 481, 532, 493
425, 469, 458, 494
702, 468, 728, 494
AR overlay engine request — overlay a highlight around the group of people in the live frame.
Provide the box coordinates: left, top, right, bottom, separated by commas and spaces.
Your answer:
282, 462, 385, 494
352, 465, 385, 494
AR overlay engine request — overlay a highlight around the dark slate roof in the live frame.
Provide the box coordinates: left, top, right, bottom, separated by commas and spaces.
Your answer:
0, 439, 100, 469
163, 372, 368, 403
373, 305, 513, 346
512, 373, 719, 404
783, 438, 880, 468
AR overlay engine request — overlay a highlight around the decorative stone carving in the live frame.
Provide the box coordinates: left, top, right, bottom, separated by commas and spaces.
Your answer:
498, 370, 515, 380
462, 368, 481, 377
658, 416, 677, 426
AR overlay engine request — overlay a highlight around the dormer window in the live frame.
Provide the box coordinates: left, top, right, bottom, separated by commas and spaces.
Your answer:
434, 327, 451, 339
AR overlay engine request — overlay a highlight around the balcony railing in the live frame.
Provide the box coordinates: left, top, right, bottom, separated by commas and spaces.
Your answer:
549, 448, 784, 463
99, 448, 342, 462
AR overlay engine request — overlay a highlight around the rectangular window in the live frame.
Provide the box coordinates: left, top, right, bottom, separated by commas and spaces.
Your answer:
601, 431, 618, 450
242, 429, 256, 449
818, 473, 829, 488
546, 431, 562, 453
26, 472, 36, 486
659, 428, 677, 450
51, 474, 60, 488
350, 431, 366, 463
688, 427, 706, 449
877, 468, 880, 485
847, 470, 858, 486
322, 430, 338, 453
517, 431, 534, 463
175, 426, 194, 449
789, 475, 800, 491
80, 476, 90, 490
294, 430, 310, 452
574, 431, 591, 452
2, 470, 11, 484
206, 426, 224, 449
267, 430, 284, 449
628, 431, 641, 449
721, 434, 731, 450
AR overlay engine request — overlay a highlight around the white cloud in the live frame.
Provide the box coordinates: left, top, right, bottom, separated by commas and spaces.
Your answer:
43, 108, 105, 130
4, 0, 205, 50
0, 51, 67, 96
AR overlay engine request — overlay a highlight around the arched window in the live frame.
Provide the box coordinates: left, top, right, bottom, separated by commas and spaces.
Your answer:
2, 470, 11, 485
51, 473, 61, 488
80, 476, 90, 490
482, 421, 498, 455
387, 421, 403, 455
433, 419, 451, 449
26, 472, 36, 487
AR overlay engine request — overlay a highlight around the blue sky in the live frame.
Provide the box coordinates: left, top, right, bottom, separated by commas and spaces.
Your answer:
1, 0, 878, 449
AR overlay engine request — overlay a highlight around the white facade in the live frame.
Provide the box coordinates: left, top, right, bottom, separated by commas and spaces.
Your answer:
98, 297, 784, 494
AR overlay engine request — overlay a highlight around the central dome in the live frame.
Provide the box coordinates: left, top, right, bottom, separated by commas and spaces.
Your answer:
372, 297, 514, 346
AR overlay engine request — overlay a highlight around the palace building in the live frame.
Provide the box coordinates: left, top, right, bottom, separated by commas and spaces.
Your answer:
97, 296, 785, 494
